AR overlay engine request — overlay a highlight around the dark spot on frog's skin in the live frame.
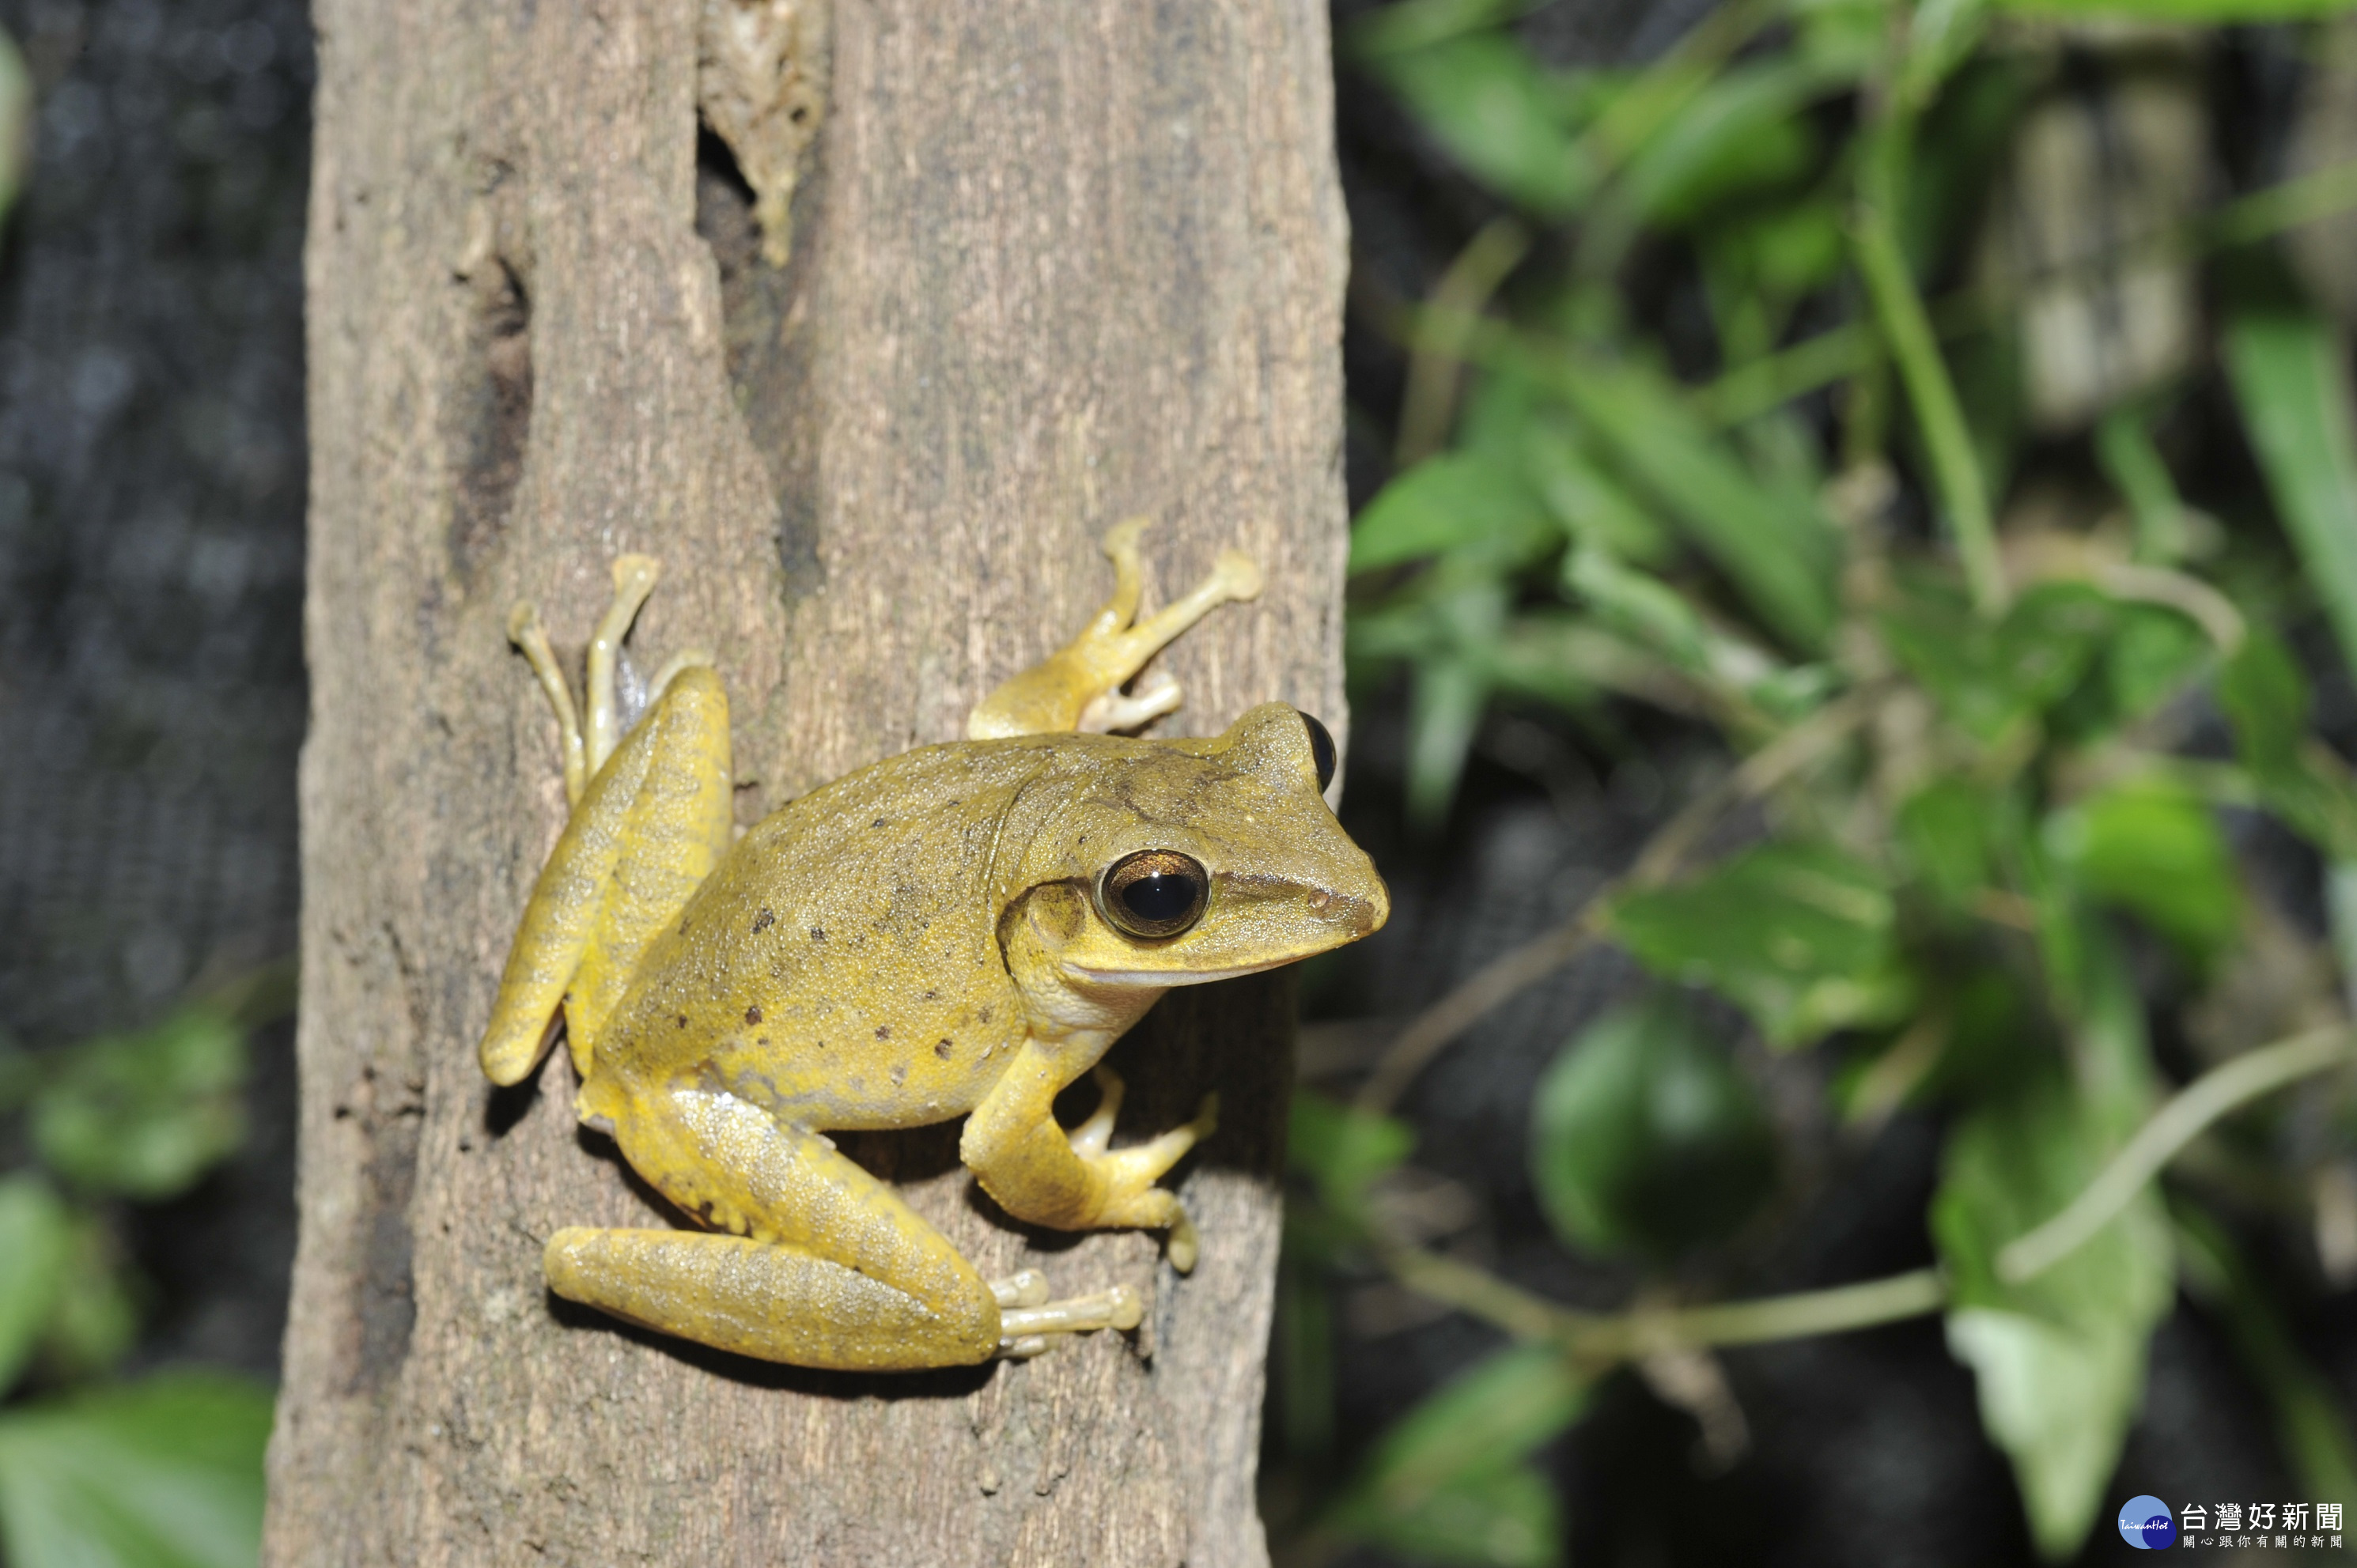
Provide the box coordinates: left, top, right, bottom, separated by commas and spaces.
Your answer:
935, 1039, 953, 1060
745, 1005, 763, 1026
759, 1037, 771, 1047
679, 918, 690, 935
753, 908, 775, 935
978, 1005, 993, 1024
922, 988, 939, 1001
872, 818, 887, 829
811, 927, 826, 942
675, 1014, 689, 1029
875, 1025, 891, 1040
891, 1064, 908, 1086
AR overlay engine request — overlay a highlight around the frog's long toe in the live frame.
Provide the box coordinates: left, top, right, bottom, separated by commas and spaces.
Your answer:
997, 1283, 1144, 1356
1078, 668, 1183, 735
1067, 1065, 1127, 1158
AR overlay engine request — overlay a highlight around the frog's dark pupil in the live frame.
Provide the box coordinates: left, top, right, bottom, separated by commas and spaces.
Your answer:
1099, 848, 1209, 938
1121, 872, 1197, 924
1300, 710, 1337, 791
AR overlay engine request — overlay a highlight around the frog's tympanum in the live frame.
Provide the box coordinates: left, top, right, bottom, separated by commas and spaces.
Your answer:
479, 522, 1389, 1370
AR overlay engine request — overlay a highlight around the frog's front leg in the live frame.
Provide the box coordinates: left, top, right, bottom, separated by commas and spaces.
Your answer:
961, 1046, 1219, 1272
479, 557, 732, 1085
966, 518, 1262, 739
548, 1075, 1143, 1370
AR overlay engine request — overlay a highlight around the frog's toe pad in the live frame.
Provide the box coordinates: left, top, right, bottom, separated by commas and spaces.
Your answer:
1077, 670, 1183, 735
1167, 1210, 1201, 1275
989, 1268, 1052, 1309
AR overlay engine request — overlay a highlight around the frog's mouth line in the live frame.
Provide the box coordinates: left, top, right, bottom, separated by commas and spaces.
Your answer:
1064, 954, 1301, 988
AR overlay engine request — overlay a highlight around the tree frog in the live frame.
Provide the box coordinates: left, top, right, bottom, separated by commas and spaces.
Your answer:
479, 521, 1388, 1371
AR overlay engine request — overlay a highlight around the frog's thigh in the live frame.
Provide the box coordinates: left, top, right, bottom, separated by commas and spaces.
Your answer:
562, 667, 734, 1071
548, 1082, 1000, 1370
479, 667, 733, 1086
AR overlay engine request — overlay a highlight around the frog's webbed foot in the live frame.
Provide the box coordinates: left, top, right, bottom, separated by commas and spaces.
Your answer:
505, 554, 714, 807
1069, 1066, 1218, 1273
966, 518, 1263, 739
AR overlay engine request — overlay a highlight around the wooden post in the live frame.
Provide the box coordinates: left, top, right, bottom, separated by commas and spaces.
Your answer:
268, 1, 1348, 1562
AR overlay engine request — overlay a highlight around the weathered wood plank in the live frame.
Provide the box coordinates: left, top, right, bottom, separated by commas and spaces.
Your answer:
270, 1, 1346, 1562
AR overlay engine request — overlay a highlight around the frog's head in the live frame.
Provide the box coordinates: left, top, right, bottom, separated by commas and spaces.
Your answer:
1016, 702, 1390, 988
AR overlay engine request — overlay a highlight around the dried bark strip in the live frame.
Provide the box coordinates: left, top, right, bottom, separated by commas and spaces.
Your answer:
270, 1, 1347, 1563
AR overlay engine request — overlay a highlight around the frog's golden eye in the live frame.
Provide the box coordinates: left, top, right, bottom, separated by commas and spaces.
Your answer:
1097, 849, 1209, 939
1299, 710, 1337, 792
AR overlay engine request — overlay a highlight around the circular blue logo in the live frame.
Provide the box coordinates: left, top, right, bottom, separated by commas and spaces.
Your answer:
2120, 1496, 2177, 1550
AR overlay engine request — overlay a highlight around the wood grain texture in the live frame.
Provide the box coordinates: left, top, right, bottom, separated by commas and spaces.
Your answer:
268, 1, 1348, 1564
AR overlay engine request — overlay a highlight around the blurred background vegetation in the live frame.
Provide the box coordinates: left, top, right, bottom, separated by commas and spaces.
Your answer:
0, 0, 308, 1563
1280, 0, 2357, 1563
9, 0, 2357, 1566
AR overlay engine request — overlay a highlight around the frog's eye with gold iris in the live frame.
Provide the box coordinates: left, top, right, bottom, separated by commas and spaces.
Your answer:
1299, 710, 1337, 792
1097, 849, 1209, 939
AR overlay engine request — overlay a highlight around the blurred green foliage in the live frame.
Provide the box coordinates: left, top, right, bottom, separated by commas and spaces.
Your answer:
0, 38, 274, 1568
1287, 0, 2357, 1560
0, 991, 282, 1568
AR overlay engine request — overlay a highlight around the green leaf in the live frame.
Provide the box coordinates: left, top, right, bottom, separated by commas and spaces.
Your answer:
1356, 1342, 1591, 1496
1997, 0, 2357, 16
0, 28, 29, 225
1334, 1462, 1561, 1568
1352, 453, 1557, 575
1349, 0, 1539, 58
2044, 780, 2240, 962
1933, 1072, 2173, 1560
1897, 778, 1999, 912
2087, 604, 2211, 735
1523, 425, 1674, 564
0, 1372, 274, 1568
1555, 353, 1841, 651
1621, 57, 1837, 230
1327, 1343, 1587, 1568
2217, 629, 2357, 856
2094, 407, 2194, 565
1288, 1090, 1415, 1209
1561, 545, 1710, 671
1880, 580, 2117, 742
1409, 653, 1491, 829
1530, 994, 1776, 1256
39, 1213, 142, 1383
1609, 841, 1912, 1048
2176, 1203, 2357, 1512
2226, 309, 2357, 685
31, 1008, 249, 1200
1897, 0, 1992, 107
1366, 33, 1595, 216
0, 1176, 71, 1395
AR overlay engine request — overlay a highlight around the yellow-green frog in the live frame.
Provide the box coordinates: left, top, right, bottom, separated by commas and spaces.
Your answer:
478, 521, 1388, 1371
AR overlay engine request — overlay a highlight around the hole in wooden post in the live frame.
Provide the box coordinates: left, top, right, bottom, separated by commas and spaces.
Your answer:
694, 126, 826, 604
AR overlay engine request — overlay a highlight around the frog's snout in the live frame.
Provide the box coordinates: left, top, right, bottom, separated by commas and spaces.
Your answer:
1306, 856, 1390, 943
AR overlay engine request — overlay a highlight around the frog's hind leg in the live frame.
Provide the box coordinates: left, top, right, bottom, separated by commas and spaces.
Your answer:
547, 1083, 1139, 1370
965, 518, 1263, 739
479, 560, 732, 1086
